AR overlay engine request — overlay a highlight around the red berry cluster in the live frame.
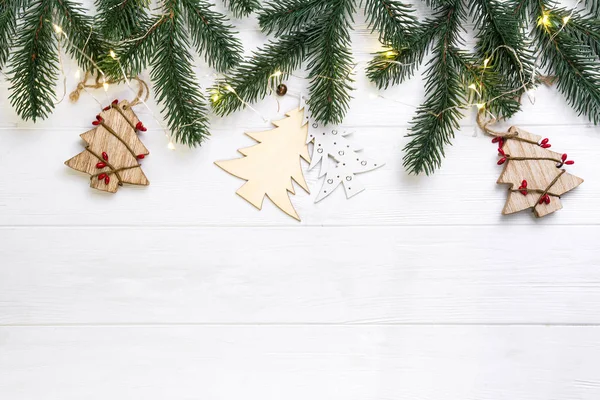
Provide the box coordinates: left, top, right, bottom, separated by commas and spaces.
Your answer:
96, 152, 110, 184
559, 153, 575, 167
518, 179, 528, 196
492, 137, 508, 165
135, 121, 147, 132
539, 194, 551, 205
92, 114, 103, 126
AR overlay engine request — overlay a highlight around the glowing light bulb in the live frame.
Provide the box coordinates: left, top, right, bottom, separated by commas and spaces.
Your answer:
211, 93, 220, 102
74, 69, 81, 79
483, 58, 490, 68
468, 84, 478, 90
563, 16, 570, 24
476, 103, 486, 110
224, 84, 235, 93
271, 70, 282, 78
53, 24, 63, 34
539, 13, 551, 27
102, 78, 109, 91
167, 141, 176, 150
384, 50, 397, 58
109, 50, 117, 59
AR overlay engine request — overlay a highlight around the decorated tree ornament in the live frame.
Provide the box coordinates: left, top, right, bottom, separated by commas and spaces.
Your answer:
215, 107, 310, 221
480, 115, 583, 217
65, 100, 150, 193
302, 99, 384, 202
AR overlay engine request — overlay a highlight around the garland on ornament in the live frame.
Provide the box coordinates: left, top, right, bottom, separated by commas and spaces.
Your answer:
369, 0, 600, 175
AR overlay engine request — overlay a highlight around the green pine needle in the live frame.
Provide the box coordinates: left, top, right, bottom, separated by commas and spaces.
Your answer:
223, 0, 261, 18
8, 0, 57, 122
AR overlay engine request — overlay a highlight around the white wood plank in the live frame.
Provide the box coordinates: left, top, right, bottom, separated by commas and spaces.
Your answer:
1, 226, 598, 325
1, 325, 599, 400
0, 124, 595, 226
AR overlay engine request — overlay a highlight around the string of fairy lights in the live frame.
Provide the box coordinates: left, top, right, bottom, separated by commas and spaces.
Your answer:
0, 4, 584, 148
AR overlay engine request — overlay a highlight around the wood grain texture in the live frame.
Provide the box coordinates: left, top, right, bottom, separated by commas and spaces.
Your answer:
0, 1, 598, 399
215, 107, 310, 221
1, 226, 599, 325
1, 326, 599, 400
64, 100, 149, 192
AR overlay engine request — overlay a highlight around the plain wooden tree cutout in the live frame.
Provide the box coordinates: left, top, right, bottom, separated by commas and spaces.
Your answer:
65, 100, 150, 193
496, 126, 583, 217
215, 107, 311, 221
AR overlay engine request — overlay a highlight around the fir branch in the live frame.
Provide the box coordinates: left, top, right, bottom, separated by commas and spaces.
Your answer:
585, 0, 599, 17
223, 0, 260, 18
52, 0, 106, 72
470, 0, 535, 95
180, 0, 243, 72
306, 0, 355, 124
151, 2, 210, 146
210, 28, 311, 116
8, 0, 58, 121
0, 0, 23, 69
560, 8, 600, 57
366, 22, 436, 89
363, 0, 419, 49
403, 0, 468, 175
403, 48, 467, 175
536, 23, 600, 124
94, 0, 151, 41
258, 0, 326, 36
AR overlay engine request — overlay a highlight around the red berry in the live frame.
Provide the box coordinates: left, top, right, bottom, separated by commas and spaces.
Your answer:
565, 160, 575, 165
541, 138, 549, 145
98, 173, 107, 180
104, 176, 110, 184
103, 106, 110, 111
96, 162, 106, 169
137, 154, 145, 159
492, 137, 500, 143
520, 190, 528, 196
521, 180, 528, 188
544, 195, 551, 205
497, 157, 506, 165
499, 138, 504, 147
102, 152, 108, 161
112, 99, 119, 105
498, 148, 505, 156
96, 115, 103, 121
561, 153, 567, 161
541, 144, 551, 149
92, 121, 100, 126
539, 196, 545, 204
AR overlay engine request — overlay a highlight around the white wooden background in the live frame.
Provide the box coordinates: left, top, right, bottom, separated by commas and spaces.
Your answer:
1, 1, 600, 398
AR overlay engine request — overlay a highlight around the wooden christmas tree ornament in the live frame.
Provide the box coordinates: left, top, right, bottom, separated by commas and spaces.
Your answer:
215, 107, 311, 221
65, 99, 150, 193
301, 97, 384, 202
494, 126, 583, 217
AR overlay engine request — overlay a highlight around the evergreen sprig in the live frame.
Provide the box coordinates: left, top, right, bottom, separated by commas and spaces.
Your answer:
223, 0, 261, 18
94, 0, 151, 41
211, 0, 420, 126
100, 0, 243, 146
374, 0, 600, 174
6, 0, 105, 122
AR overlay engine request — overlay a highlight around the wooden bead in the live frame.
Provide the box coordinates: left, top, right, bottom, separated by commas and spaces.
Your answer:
276, 84, 288, 96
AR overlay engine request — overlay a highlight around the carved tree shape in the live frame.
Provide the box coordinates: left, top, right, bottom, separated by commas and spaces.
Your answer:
215, 107, 311, 221
302, 100, 384, 202
65, 100, 150, 193
496, 126, 583, 217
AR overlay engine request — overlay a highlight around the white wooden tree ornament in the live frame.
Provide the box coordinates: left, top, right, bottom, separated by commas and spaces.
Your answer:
302, 101, 384, 202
